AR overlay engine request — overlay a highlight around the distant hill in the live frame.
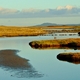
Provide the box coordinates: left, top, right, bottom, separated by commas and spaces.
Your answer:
36, 23, 57, 26
36, 23, 80, 26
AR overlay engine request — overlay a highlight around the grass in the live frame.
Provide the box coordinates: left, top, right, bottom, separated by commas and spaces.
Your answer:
0, 26, 47, 37
29, 38, 80, 49
0, 25, 80, 37
45, 25, 80, 29
42, 25, 80, 33
57, 52, 80, 64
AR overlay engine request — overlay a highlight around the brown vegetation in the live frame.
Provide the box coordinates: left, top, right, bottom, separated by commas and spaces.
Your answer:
47, 25, 80, 29
0, 26, 47, 37
42, 25, 80, 33
29, 38, 80, 49
0, 25, 80, 37
57, 53, 80, 64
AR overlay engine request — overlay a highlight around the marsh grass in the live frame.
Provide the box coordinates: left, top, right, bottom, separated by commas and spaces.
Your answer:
0, 26, 47, 37
57, 53, 80, 64
43, 25, 80, 33
29, 38, 80, 49
0, 25, 80, 37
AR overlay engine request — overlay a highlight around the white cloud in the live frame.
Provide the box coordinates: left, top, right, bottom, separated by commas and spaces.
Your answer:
0, 7, 18, 14
45, 9, 50, 12
22, 8, 41, 13
65, 5, 74, 10
0, 5, 80, 18
57, 5, 75, 10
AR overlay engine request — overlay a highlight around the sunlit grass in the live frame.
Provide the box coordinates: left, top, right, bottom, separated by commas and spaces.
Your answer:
57, 52, 80, 64
29, 38, 80, 49
0, 26, 47, 37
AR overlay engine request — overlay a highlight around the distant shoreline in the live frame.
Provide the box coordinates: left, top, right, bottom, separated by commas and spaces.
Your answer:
0, 25, 80, 37
0, 26, 46, 37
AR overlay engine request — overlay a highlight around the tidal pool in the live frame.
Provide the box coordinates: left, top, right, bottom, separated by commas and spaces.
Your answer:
0, 36, 80, 80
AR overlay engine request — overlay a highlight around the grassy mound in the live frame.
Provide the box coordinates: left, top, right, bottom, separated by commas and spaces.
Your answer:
57, 53, 80, 64
29, 38, 80, 49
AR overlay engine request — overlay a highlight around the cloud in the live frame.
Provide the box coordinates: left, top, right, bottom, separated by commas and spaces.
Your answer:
57, 5, 75, 10
56, 5, 80, 16
22, 8, 41, 13
0, 5, 80, 18
45, 9, 50, 12
0, 7, 19, 14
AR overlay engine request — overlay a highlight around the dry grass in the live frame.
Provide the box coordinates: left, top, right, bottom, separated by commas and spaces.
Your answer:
0, 25, 80, 37
0, 26, 47, 37
47, 26, 74, 29
42, 25, 80, 33
46, 25, 80, 29
57, 52, 80, 64
29, 38, 80, 49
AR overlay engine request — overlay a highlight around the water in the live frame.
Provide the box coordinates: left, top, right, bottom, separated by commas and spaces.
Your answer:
43, 33, 79, 39
0, 36, 80, 80
0, 17, 80, 26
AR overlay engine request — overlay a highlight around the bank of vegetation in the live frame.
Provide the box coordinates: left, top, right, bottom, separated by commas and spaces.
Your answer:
0, 26, 47, 37
57, 52, 80, 64
42, 25, 80, 33
0, 25, 80, 37
29, 38, 80, 49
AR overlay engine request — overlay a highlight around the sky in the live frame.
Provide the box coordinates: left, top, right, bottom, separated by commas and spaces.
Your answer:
0, 0, 80, 18
0, 0, 80, 10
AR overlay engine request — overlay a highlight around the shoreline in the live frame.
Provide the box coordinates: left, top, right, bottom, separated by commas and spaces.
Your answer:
0, 25, 80, 37
29, 38, 80, 49
0, 26, 47, 37
57, 52, 80, 64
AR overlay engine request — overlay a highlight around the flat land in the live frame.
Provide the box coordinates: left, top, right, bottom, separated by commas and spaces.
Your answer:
0, 25, 80, 37
0, 26, 47, 37
41, 25, 80, 33
29, 38, 80, 49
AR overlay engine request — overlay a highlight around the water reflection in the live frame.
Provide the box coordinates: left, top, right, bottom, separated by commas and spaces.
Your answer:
0, 49, 43, 78
30, 45, 80, 50
57, 53, 80, 64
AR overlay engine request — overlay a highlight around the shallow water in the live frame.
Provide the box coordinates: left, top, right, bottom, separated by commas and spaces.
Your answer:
0, 17, 80, 26
0, 36, 80, 80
